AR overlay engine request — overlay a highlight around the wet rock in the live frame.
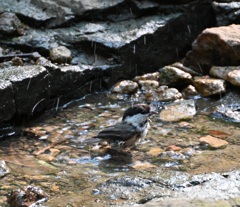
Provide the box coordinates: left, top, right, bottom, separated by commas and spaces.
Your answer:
50, 46, 72, 64
7, 185, 48, 207
199, 135, 228, 149
213, 104, 240, 123
159, 65, 192, 87
111, 80, 138, 95
0, 65, 49, 115
0, 0, 126, 28
0, 12, 23, 36
172, 62, 202, 76
159, 99, 196, 122
184, 24, 240, 74
97, 175, 154, 200
227, 69, 240, 87
210, 66, 235, 80
37, 154, 56, 162
0, 80, 15, 123
138, 80, 159, 91
166, 145, 182, 152
181, 85, 199, 98
0, 160, 10, 177
146, 86, 182, 102
148, 147, 164, 157
206, 91, 240, 123
210, 65, 240, 87
36, 56, 58, 69
213, 2, 240, 26
133, 72, 160, 82
193, 77, 226, 97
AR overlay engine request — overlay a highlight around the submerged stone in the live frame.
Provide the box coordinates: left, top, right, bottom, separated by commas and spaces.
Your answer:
159, 99, 196, 122
199, 135, 228, 149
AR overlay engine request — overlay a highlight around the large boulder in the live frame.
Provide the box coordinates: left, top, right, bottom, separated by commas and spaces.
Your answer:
183, 24, 240, 74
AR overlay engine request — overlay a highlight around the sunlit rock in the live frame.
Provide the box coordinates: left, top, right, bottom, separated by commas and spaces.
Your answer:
199, 135, 228, 149
111, 80, 138, 94
172, 62, 202, 76
50, 46, 72, 64
194, 77, 226, 97
181, 85, 199, 98
209, 66, 235, 80
184, 24, 240, 74
159, 99, 196, 122
138, 80, 159, 91
146, 85, 182, 102
227, 70, 240, 87
210, 65, 240, 87
159, 65, 192, 87
133, 72, 160, 82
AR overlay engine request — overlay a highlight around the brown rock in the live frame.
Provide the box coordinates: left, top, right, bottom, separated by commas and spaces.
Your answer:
184, 24, 240, 74
166, 145, 182, 151
148, 147, 164, 157
111, 80, 138, 94
199, 135, 228, 149
194, 77, 226, 97
37, 154, 56, 162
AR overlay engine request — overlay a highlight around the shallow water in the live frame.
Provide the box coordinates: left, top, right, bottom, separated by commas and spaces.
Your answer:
0, 92, 240, 206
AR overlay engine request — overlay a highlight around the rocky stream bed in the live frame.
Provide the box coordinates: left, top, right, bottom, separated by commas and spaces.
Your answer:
1, 0, 240, 206
0, 92, 240, 207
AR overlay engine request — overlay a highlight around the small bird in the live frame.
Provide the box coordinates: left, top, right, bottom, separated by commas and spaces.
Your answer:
94, 104, 155, 150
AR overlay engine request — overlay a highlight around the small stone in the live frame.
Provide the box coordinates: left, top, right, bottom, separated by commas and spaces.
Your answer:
227, 70, 240, 87
37, 154, 56, 162
133, 72, 160, 81
50, 46, 72, 64
111, 80, 138, 94
50, 149, 60, 157
181, 85, 199, 98
138, 80, 159, 90
194, 77, 226, 97
12, 57, 24, 66
166, 145, 182, 151
199, 135, 228, 149
146, 85, 182, 102
148, 147, 164, 157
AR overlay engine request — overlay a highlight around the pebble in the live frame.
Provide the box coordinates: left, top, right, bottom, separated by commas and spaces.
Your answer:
166, 145, 182, 151
199, 135, 228, 149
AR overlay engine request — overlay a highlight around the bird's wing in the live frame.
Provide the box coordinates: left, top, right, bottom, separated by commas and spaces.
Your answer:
96, 123, 139, 141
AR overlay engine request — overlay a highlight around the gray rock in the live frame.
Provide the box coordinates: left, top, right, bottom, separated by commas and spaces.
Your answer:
0, 65, 49, 115
0, 80, 15, 122
0, 12, 23, 36
159, 99, 196, 122
146, 86, 182, 102
159, 65, 192, 87
0, 160, 10, 177
213, 2, 240, 26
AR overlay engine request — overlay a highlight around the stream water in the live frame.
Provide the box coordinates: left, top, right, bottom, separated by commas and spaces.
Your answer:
0, 92, 240, 207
